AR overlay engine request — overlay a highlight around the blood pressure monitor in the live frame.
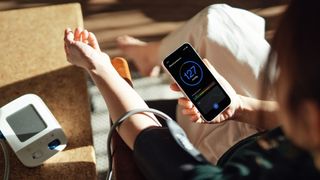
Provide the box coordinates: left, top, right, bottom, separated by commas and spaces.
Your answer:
0, 94, 67, 167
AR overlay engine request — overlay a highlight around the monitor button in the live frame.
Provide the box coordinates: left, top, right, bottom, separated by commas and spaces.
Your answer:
32, 151, 42, 159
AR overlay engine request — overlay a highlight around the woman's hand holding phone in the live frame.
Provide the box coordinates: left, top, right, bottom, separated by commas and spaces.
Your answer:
170, 59, 242, 124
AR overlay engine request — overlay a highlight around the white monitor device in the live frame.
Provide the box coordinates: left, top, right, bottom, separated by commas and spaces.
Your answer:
0, 94, 67, 167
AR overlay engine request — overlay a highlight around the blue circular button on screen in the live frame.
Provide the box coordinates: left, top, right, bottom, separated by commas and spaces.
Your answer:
213, 103, 219, 110
179, 61, 203, 86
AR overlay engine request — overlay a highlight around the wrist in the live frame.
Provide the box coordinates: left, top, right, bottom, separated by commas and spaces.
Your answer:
86, 52, 113, 75
234, 95, 263, 126
234, 95, 250, 120
235, 95, 279, 129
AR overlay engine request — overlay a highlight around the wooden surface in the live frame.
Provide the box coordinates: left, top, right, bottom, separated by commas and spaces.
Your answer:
0, 4, 96, 179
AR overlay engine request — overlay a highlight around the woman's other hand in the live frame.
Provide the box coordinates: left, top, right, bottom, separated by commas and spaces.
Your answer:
170, 59, 242, 124
64, 27, 110, 72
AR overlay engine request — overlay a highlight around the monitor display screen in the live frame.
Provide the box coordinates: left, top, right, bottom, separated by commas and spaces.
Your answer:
7, 105, 47, 142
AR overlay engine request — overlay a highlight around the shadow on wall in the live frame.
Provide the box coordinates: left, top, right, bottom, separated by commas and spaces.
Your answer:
97, 0, 289, 21
3, 0, 289, 65
10, 0, 289, 21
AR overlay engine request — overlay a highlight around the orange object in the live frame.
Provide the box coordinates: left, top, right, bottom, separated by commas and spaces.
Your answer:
112, 57, 132, 82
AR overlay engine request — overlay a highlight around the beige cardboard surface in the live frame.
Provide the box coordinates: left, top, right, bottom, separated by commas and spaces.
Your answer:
0, 3, 96, 179
0, 3, 83, 87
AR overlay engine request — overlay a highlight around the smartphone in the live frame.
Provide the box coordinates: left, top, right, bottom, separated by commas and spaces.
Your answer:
162, 43, 231, 122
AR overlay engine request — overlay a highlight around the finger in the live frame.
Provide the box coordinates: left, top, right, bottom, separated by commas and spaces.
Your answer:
64, 43, 68, 53
74, 27, 82, 41
88, 32, 101, 51
211, 118, 221, 123
64, 28, 71, 38
178, 98, 193, 109
81, 30, 89, 44
64, 28, 74, 45
190, 115, 202, 123
169, 83, 181, 92
182, 109, 198, 116
211, 112, 227, 123
182, 106, 199, 115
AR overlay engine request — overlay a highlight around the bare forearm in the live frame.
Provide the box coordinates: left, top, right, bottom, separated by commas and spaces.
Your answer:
64, 28, 160, 149
88, 65, 160, 149
236, 95, 280, 130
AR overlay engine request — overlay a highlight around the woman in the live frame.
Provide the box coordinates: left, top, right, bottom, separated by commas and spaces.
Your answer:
117, 4, 270, 164
64, 0, 320, 179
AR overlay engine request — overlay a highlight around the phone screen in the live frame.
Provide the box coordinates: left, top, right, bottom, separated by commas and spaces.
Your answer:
162, 43, 231, 121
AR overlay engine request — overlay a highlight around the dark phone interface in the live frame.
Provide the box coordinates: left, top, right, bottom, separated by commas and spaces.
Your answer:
164, 44, 230, 120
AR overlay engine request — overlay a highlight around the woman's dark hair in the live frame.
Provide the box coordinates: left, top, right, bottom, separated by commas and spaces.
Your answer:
262, 0, 320, 112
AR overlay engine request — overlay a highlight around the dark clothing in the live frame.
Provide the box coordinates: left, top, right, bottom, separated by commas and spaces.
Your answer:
146, 99, 178, 121
133, 127, 320, 180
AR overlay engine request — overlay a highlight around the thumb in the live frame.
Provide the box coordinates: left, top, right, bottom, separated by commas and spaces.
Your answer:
170, 83, 181, 92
